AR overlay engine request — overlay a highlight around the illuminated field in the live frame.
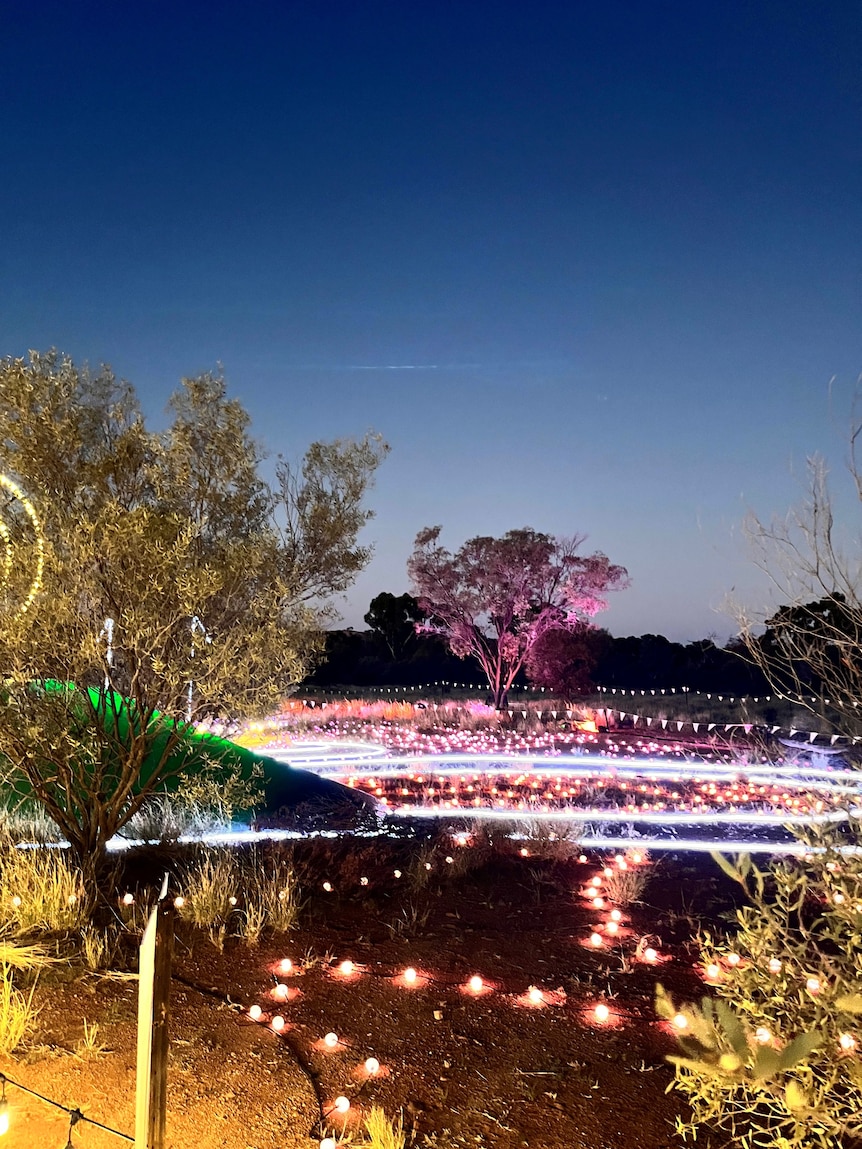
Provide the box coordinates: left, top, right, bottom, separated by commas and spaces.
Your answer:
260, 738, 862, 853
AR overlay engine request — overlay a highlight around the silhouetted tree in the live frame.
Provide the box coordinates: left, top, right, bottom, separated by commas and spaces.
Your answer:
364, 592, 425, 660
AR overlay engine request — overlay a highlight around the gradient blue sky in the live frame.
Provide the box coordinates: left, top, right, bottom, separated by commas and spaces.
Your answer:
2, 1, 860, 642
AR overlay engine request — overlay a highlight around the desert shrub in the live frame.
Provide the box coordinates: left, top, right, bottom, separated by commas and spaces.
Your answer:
602, 863, 651, 906
0, 845, 87, 934
0, 801, 63, 845
0, 962, 39, 1054
120, 760, 264, 843
246, 852, 303, 934
363, 1107, 406, 1149
661, 828, 862, 1148
178, 848, 240, 935
516, 818, 584, 862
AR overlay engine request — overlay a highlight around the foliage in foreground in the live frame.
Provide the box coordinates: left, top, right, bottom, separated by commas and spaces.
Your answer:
661, 831, 862, 1149
0, 352, 387, 890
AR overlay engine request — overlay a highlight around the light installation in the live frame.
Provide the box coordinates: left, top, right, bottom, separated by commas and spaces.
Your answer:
0, 473, 45, 614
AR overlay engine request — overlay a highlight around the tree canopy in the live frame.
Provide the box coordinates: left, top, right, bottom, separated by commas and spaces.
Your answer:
0, 351, 388, 884
407, 526, 629, 707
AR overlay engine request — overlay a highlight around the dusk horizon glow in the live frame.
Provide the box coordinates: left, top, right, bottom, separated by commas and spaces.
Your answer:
2, 1, 859, 644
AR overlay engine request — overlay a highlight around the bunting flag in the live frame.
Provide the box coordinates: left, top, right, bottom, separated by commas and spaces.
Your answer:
809, 731, 818, 743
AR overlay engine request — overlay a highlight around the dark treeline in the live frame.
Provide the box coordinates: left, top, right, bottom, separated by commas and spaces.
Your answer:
303, 594, 769, 695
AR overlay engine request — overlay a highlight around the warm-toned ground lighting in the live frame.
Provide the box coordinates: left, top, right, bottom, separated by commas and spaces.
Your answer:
272, 1015, 285, 1032
248, 1005, 262, 1021
469, 976, 483, 993
594, 1003, 610, 1023
364, 1057, 380, 1075
403, 967, 417, 984
324, 1032, 339, 1048
333, 1096, 350, 1113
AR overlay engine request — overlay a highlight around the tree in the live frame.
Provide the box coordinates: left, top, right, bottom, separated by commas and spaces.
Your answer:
524, 624, 606, 698
0, 351, 388, 893
364, 592, 425, 660
407, 526, 629, 708
737, 437, 862, 737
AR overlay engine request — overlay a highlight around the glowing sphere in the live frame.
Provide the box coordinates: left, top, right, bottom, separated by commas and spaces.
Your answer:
320, 1140, 337, 1149
706, 963, 721, 980
839, 1032, 856, 1052
592, 897, 605, 909
672, 1013, 688, 1030
589, 932, 603, 948
767, 958, 782, 973
806, 977, 821, 993
339, 960, 354, 975
10, 896, 20, 908
323, 881, 333, 892
324, 1032, 339, 1048
334, 1096, 350, 1113
594, 1003, 610, 1023
173, 896, 185, 909
754, 1026, 772, 1044
394, 870, 402, 879
272, 1015, 285, 1031
122, 893, 134, 906
528, 986, 543, 1004
610, 908, 622, 922
364, 1057, 380, 1075
273, 983, 288, 1000
279, 958, 293, 974
249, 1005, 262, 1020
643, 947, 658, 964
726, 953, 740, 967
403, 967, 417, 984
468, 975, 483, 993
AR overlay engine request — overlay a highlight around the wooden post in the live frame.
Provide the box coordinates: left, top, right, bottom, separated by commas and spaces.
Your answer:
135, 882, 174, 1149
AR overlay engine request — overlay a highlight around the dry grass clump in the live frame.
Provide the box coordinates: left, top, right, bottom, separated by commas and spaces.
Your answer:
0, 844, 86, 934
602, 863, 651, 906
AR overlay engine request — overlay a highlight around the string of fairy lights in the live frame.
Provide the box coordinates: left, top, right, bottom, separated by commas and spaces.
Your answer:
0, 473, 45, 616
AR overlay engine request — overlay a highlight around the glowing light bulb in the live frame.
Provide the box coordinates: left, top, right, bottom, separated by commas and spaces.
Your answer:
273, 983, 288, 1000
833, 892, 845, 905
579, 854, 587, 863
0, 1099, 8, 1136
469, 975, 483, 993
323, 882, 333, 892
755, 1026, 772, 1044
67, 894, 77, 905
424, 862, 432, 870
610, 908, 622, 922
706, 963, 721, 981
249, 1005, 262, 1021
324, 1032, 339, 1048
806, 977, 821, 993
767, 958, 782, 974
592, 897, 605, 909
394, 870, 402, 878
605, 921, 619, 936
339, 960, 354, 975
672, 1013, 688, 1030
590, 876, 602, 888
334, 1096, 350, 1113
589, 932, 603, 947
839, 1032, 856, 1052
228, 896, 237, 906
10, 897, 20, 908
173, 896, 185, 909
122, 893, 134, 906
594, 1003, 610, 1023
360, 876, 369, 885
364, 1057, 380, 1075
643, 947, 658, 964
603, 867, 613, 877
631, 851, 643, 864
528, 986, 543, 1004
404, 967, 417, 984
272, 1015, 285, 1031
320, 1139, 337, 1149
726, 953, 740, 967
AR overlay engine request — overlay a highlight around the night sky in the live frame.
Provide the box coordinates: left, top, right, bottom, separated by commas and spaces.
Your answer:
2, 1, 860, 642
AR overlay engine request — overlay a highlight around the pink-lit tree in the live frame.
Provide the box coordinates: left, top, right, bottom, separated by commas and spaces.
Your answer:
407, 526, 629, 708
